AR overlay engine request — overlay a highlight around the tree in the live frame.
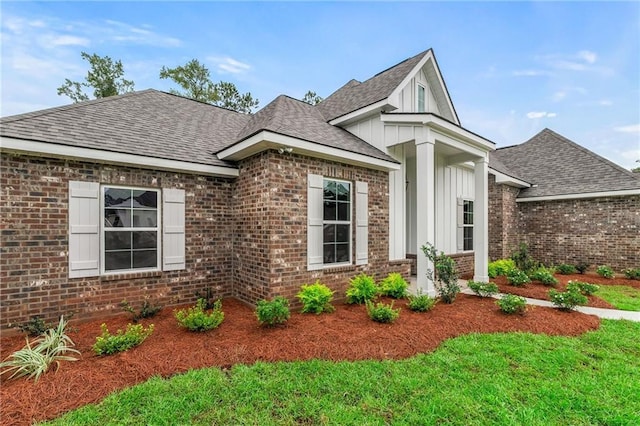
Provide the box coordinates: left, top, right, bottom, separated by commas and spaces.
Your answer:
301, 90, 323, 105
632, 167, 640, 174
159, 59, 258, 113
57, 52, 134, 103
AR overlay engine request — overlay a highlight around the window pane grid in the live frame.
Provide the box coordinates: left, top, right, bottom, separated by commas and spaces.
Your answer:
322, 179, 351, 265
462, 200, 474, 251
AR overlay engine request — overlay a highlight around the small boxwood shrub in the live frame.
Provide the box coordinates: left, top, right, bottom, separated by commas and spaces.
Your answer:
120, 299, 162, 323
623, 268, 640, 280
297, 280, 335, 314
530, 267, 558, 286
488, 259, 516, 278
255, 296, 290, 327
496, 294, 526, 315
379, 273, 409, 299
596, 265, 614, 279
556, 264, 577, 275
346, 273, 378, 304
175, 299, 224, 332
567, 281, 600, 296
407, 292, 437, 312
506, 268, 531, 287
575, 262, 590, 274
468, 281, 499, 298
549, 289, 588, 311
93, 323, 154, 356
365, 300, 400, 323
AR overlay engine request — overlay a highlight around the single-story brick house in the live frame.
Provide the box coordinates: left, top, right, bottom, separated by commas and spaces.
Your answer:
488, 128, 640, 270
1, 48, 497, 330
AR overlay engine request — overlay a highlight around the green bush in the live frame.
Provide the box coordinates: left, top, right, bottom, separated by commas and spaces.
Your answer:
506, 268, 531, 287
175, 299, 224, 332
575, 262, 590, 274
468, 281, 499, 298
93, 323, 154, 356
365, 300, 400, 323
297, 281, 335, 314
255, 296, 290, 327
488, 259, 516, 278
549, 289, 588, 311
530, 267, 558, 286
407, 292, 437, 312
15, 316, 53, 337
623, 268, 640, 280
511, 243, 538, 274
120, 299, 162, 322
379, 273, 409, 299
596, 265, 614, 279
496, 294, 527, 315
346, 274, 378, 304
421, 243, 460, 304
1, 316, 79, 381
567, 281, 600, 296
556, 264, 577, 275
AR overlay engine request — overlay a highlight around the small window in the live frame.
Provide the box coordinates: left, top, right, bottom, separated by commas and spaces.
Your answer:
463, 200, 474, 251
103, 187, 160, 273
417, 84, 426, 112
322, 179, 351, 265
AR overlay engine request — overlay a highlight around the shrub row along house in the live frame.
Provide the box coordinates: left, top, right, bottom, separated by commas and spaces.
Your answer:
1, 48, 638, 331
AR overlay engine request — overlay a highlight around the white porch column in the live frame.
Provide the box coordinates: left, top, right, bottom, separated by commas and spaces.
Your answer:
415, 134, 436, 296
473, 156, 489, 282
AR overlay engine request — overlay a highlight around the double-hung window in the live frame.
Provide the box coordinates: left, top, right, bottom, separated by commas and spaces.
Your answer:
417, 84, 426, 112
322, 179, 351, 265
462, 200, 474, 251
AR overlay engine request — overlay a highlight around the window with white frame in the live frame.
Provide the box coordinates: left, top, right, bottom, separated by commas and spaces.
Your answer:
417, 84, 426, 112
463, 199, 474, 251
103, 187, 160, 272
322, 179, 351, 264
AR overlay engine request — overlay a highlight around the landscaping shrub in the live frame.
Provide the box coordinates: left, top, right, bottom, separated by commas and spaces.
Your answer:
120, 299, 162, 323
506, 268, 531, 287
511, 243, 538, 274
596, 265, 614, 279
488, 259, 516, 278
15, 316, 53, 337
194, 287, 218, 310
549, 289, 588, 311
379, 273, 409, 299
93, 323, 154, 355
255, 297, 290, 326
421, 243, 460, 304
0, 316, 79, 381
496, 294, 526, 315
567, 281, 600, 296
575, 262, 590, 274
175, 299, 224, 332
468, 281, 499, 298
623, 268, 640, 280
556, 264, 577, 275
407, 292, 437, 312
297, 280, 335, 314
346, 273, 378, 304
530, 267, 558, 286
365, 301, 400, 323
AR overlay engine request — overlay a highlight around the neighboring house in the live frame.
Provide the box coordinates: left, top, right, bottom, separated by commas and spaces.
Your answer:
0, 48, 496, 330
489, 128, 640, 270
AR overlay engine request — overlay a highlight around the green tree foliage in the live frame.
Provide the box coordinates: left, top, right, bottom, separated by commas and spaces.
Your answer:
159, 59, 258, 113
57, 52, 134, 103
301, 90, 323, 105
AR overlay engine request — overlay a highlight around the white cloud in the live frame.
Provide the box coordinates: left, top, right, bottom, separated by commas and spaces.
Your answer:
614, 124, 640, 134
599, 100, 613, 106
209, 56, 251, 74
526, 111, 557, 119
512, 69, 550, 77
552, 91, 566, 102
577, 50, 597, 64
103, 20, 182, 47
40, 34, 90, 47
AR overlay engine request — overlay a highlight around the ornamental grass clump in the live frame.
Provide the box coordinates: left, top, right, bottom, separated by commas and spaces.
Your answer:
365, 300, 400, 323
346, 273, 378, 304
175, 299, 224, 332
496, 294, 527, 315
255, 296, 290, 327
1, 316, 79, 381
297, 280, 335, 314
506, 268, 531, 287
93, 323, 154, 355
379, 272, 409, 299
468, 281, 499, 298
421, 243, 460, 304
407, 292, 437, 312
549, 289, 588, 311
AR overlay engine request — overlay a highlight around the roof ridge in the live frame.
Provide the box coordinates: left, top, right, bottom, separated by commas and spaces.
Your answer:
370, 48, 431, 80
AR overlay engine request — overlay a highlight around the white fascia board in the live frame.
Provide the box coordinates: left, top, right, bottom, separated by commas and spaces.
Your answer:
516, 188, 640, 202
329, 99, 395, 127
489, 168, 531, 188
1, 137, 239, 177
217, 131, 400, 171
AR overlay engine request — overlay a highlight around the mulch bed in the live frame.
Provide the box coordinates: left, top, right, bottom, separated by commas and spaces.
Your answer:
1, 294, 601, 425
491, 272, 639, 308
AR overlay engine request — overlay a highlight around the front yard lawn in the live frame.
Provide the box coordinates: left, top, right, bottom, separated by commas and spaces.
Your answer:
595, 286, 640, 311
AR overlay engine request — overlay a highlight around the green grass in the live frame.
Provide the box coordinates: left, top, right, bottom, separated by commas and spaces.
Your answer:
43, 320, 640, 426
595, 286, 640, 311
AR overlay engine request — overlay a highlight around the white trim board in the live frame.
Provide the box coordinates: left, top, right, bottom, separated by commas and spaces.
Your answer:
516, 189, 640, 202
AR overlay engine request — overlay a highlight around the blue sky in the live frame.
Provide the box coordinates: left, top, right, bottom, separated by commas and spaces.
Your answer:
2, 1, 639, 170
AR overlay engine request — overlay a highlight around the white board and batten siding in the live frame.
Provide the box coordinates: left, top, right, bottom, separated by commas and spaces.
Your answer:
398, 69, 441, 114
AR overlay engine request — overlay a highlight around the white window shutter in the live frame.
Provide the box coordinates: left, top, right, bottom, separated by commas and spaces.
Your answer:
307, 174, 324, 270
355, 181, 369, 265
69, 181, 100, 278
456, 198, 464, 252
163, 188, 186, 271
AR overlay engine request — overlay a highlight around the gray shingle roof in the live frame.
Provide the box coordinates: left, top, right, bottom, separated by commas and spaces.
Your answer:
317, 49, 431, 121
1, 90, 249, 167
232, 95, 398, 163
491, 128, 640, 198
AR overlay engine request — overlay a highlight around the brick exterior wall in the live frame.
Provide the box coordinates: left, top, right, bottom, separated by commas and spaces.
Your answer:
488, 175, 520, 261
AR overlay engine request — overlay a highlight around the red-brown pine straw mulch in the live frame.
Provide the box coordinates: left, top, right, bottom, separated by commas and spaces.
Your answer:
1, 294, 601, 425
491, 272, 640, 308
